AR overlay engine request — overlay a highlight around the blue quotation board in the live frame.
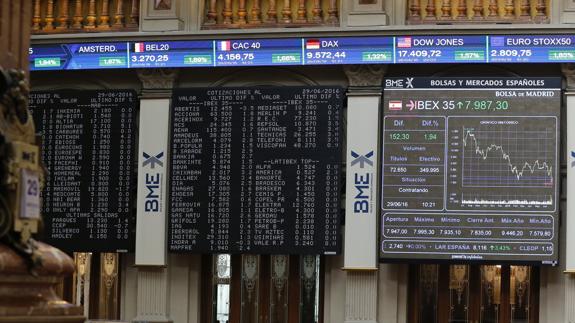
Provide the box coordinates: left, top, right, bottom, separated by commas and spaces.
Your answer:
29, 35, 575, 71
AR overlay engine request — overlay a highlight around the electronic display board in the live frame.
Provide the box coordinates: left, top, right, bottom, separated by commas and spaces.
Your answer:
303, 37, 394, 65
168, 87, 343, 254
395, 36, 486, 63
214, 39, 302, 66
129, 40, 213, 68
489, 35, 575, 63
381, 77, 560, 263
29, 90, 137, 252
28, 34, 575, 71
31, 43, 129, 70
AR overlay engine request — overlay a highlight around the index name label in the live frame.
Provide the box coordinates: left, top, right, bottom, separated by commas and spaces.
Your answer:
303, 37, 394, 65
395, 36, 486, 63
215, 39, 301, 66
30, 45, 68, 70
130, 41, 213, 68
69, 42, 128, 69
381, 77, 560, 263
489, 35, 575, 62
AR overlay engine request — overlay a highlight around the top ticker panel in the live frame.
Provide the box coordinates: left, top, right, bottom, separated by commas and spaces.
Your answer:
29, 35, 575, 71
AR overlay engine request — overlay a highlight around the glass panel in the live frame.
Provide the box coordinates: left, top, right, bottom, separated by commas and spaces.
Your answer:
511, 266, 531, 323
419, 265, 438, 323
241, 254, 260, 323
270, 255, 289, 323
300, 255, 320, 323
480, 265, 501, 323
449, 265, 469, 323
213, 254, 231, 323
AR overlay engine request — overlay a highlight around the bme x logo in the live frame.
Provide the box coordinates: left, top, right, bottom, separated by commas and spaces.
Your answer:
142, 152, 164, 169
351, 151, 374, 168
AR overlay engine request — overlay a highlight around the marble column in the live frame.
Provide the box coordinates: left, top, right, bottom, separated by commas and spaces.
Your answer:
132, 69, 179, 323
347, 0, 389, 27
343, 65, 387, 323
562, 63, 575, 323
140, 0, 183, 31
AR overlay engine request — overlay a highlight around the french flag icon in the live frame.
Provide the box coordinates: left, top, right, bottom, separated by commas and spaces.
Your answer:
219, 41, 231, 51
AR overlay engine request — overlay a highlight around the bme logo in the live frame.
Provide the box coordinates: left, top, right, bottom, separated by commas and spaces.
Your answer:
143, 152, 164, 168
142, 151, 164, 212
351, 151, 374, 214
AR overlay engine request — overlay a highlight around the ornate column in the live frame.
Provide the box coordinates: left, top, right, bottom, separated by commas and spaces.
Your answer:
0, 1, 83, 321
32, 0, 42, 31
347, 0, 388, 27
71, 0, 84, 29
282, 0, 292, 23
343, 65, 386, 323
250, 0, 262, 23
113, 0, 126, 27
0, 71, 84, 323
85, 0, 97, 28
132, 69, 179, 323
296, 0, 307, 22
98, 0, 112, 29
56, 0, 70, 30
267, 0, 278, 22
44, 0, 56, 30
127, 0, 140, 28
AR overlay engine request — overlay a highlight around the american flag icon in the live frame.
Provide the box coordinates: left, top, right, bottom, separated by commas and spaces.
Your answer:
397, 37, 412, 48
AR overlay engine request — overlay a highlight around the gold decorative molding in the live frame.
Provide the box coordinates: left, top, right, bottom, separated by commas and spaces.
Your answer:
137, 69, 179, 90
343, 64, 387, 89
407, 0, 549, 23
562, 63, 575, 91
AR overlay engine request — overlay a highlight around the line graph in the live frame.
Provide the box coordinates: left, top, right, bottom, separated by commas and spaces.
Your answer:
461, 193, 553, 206
462, 127, 554, 187
447, 116, 557, 211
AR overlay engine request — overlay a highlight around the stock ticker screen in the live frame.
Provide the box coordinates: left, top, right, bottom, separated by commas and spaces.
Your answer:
168, 87, 343, 254
30, 90, 137, 252
380, 77, 560, 264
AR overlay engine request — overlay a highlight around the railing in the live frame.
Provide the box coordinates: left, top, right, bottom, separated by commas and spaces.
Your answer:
407, 0, 550, 24
32, 0, 139, 34
202, 0, 339, 29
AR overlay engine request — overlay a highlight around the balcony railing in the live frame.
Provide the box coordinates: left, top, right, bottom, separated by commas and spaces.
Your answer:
202, 0, 339, 29
407, 0, 550, 24
32, 0, 139, 34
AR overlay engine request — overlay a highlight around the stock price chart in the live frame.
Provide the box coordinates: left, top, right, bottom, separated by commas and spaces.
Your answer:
381, 77, 560, 263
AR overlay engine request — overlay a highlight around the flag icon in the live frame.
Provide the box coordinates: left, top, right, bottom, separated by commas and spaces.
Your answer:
490, 36, 505, 47
306, 39, 320, 50
134, 43, 145, 53
219, 41, 231, 51
388, 101, 403, 111
397, 37, 412, 48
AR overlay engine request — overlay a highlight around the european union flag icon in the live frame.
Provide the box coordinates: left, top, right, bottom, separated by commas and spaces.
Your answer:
491, 37, 505, 47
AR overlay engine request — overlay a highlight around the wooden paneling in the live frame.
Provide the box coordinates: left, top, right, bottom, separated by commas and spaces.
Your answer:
32, 0, 139, 34
407, 0, 549, 24
202, 0, 339, 29
0, 0, 31, 71
409, 265, 541, 323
